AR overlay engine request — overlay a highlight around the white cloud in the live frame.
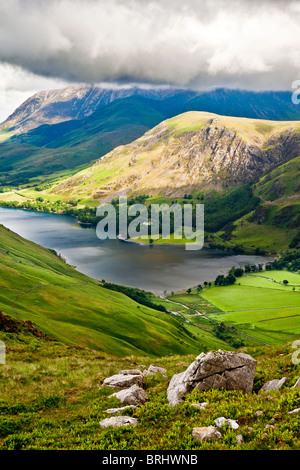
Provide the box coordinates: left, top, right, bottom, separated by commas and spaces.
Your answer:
0, 62, 70, 122
0, 0, 300, 120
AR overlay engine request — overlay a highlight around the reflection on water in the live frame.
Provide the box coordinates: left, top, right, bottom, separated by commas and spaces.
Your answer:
0, 207, 272, 294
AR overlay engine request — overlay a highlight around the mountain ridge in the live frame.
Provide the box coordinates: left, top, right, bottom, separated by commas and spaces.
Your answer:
51, 111, 300, 200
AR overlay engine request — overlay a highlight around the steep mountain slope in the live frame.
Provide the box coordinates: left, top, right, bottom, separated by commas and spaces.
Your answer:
0, 223, 205, 357
0, 96, 169, 186
225, 155, 300, 251
2, 86, 299, 135
52, 111, 300, 201
0, 85, 186, 134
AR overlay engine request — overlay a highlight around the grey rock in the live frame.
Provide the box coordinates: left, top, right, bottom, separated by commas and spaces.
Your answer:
236, 434, 244, 445
119, 369, 143, 376
143, 365, 167, 377
288, 408, 300, 414
104, 405, 137, 415
293, 377, 300, 388
259, 377, 289, 393
103, 373, 144, 390
109, 384, 149, 406
99, 416, 139, 428
192, 426, 222, 442
215, 417, 239, 430
265, 424, 275, 430
167, 350, 257, 406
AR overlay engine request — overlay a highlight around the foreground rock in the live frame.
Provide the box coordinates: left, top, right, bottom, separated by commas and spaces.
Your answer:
259, 377, 289, 394
167, 350, 257, 406
109, 384, 149, 406
192, 426, 222, 442
99, 416, 139, 428
103, 373, 144, 390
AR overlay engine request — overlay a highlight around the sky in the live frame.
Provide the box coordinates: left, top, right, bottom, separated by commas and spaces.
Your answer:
0, 0, 300, 121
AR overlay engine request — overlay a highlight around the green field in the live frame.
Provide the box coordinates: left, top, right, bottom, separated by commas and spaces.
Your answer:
0, 324, 300, 450
200, 275, 300, 346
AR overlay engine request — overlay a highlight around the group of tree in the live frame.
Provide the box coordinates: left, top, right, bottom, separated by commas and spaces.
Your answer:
100, 281, 168, 313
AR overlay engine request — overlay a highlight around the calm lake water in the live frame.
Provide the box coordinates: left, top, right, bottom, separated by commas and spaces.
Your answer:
0, 207, 272, 295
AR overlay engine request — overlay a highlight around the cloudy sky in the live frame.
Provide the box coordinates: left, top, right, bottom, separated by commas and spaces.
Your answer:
0, 0, 300, 121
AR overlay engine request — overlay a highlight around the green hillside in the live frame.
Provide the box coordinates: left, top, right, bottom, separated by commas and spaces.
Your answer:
0, 223, 218, 357
0, 96, 167, 187
222, 156, 300, 252
0, 324, 299, 450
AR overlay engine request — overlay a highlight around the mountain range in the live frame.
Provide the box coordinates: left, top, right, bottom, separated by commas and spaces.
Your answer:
0, 84, 299, 252
1, 85, 300, 187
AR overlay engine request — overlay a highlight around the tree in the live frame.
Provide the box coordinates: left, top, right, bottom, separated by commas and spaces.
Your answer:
283, 280, 289, 286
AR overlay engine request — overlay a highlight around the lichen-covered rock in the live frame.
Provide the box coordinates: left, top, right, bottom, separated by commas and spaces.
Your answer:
167, 350, 257, 406
99, 416, 139, 428
109, 384, 149, 406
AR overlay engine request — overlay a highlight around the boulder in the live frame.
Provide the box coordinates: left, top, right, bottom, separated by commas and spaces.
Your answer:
215, 417, 239, 430
103, 373, 144, 390
167, 350, 257, 406
143, 365, 167, 377
259, 377, 289, 394
99, 416, 139, 428
192, 426, 222, 442
109, 384, 149, 406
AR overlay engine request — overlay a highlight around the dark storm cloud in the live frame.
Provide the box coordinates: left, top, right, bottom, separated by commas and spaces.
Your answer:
0, 0, 299, 89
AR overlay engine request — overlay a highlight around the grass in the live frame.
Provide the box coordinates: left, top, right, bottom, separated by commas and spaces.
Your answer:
200, 273, 300, 346
0, 325, 299, 450
0, 224, 209, 358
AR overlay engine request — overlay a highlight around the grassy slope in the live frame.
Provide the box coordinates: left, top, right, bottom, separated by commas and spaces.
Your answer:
0, 324, 299, 450
0, 224, 214, 357
225, 155, 300, 252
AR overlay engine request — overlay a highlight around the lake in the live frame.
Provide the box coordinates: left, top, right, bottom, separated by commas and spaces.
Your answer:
0, 207, 272, 295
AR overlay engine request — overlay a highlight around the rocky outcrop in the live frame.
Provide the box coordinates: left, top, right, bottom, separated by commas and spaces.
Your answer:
167, 349, 257, 406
